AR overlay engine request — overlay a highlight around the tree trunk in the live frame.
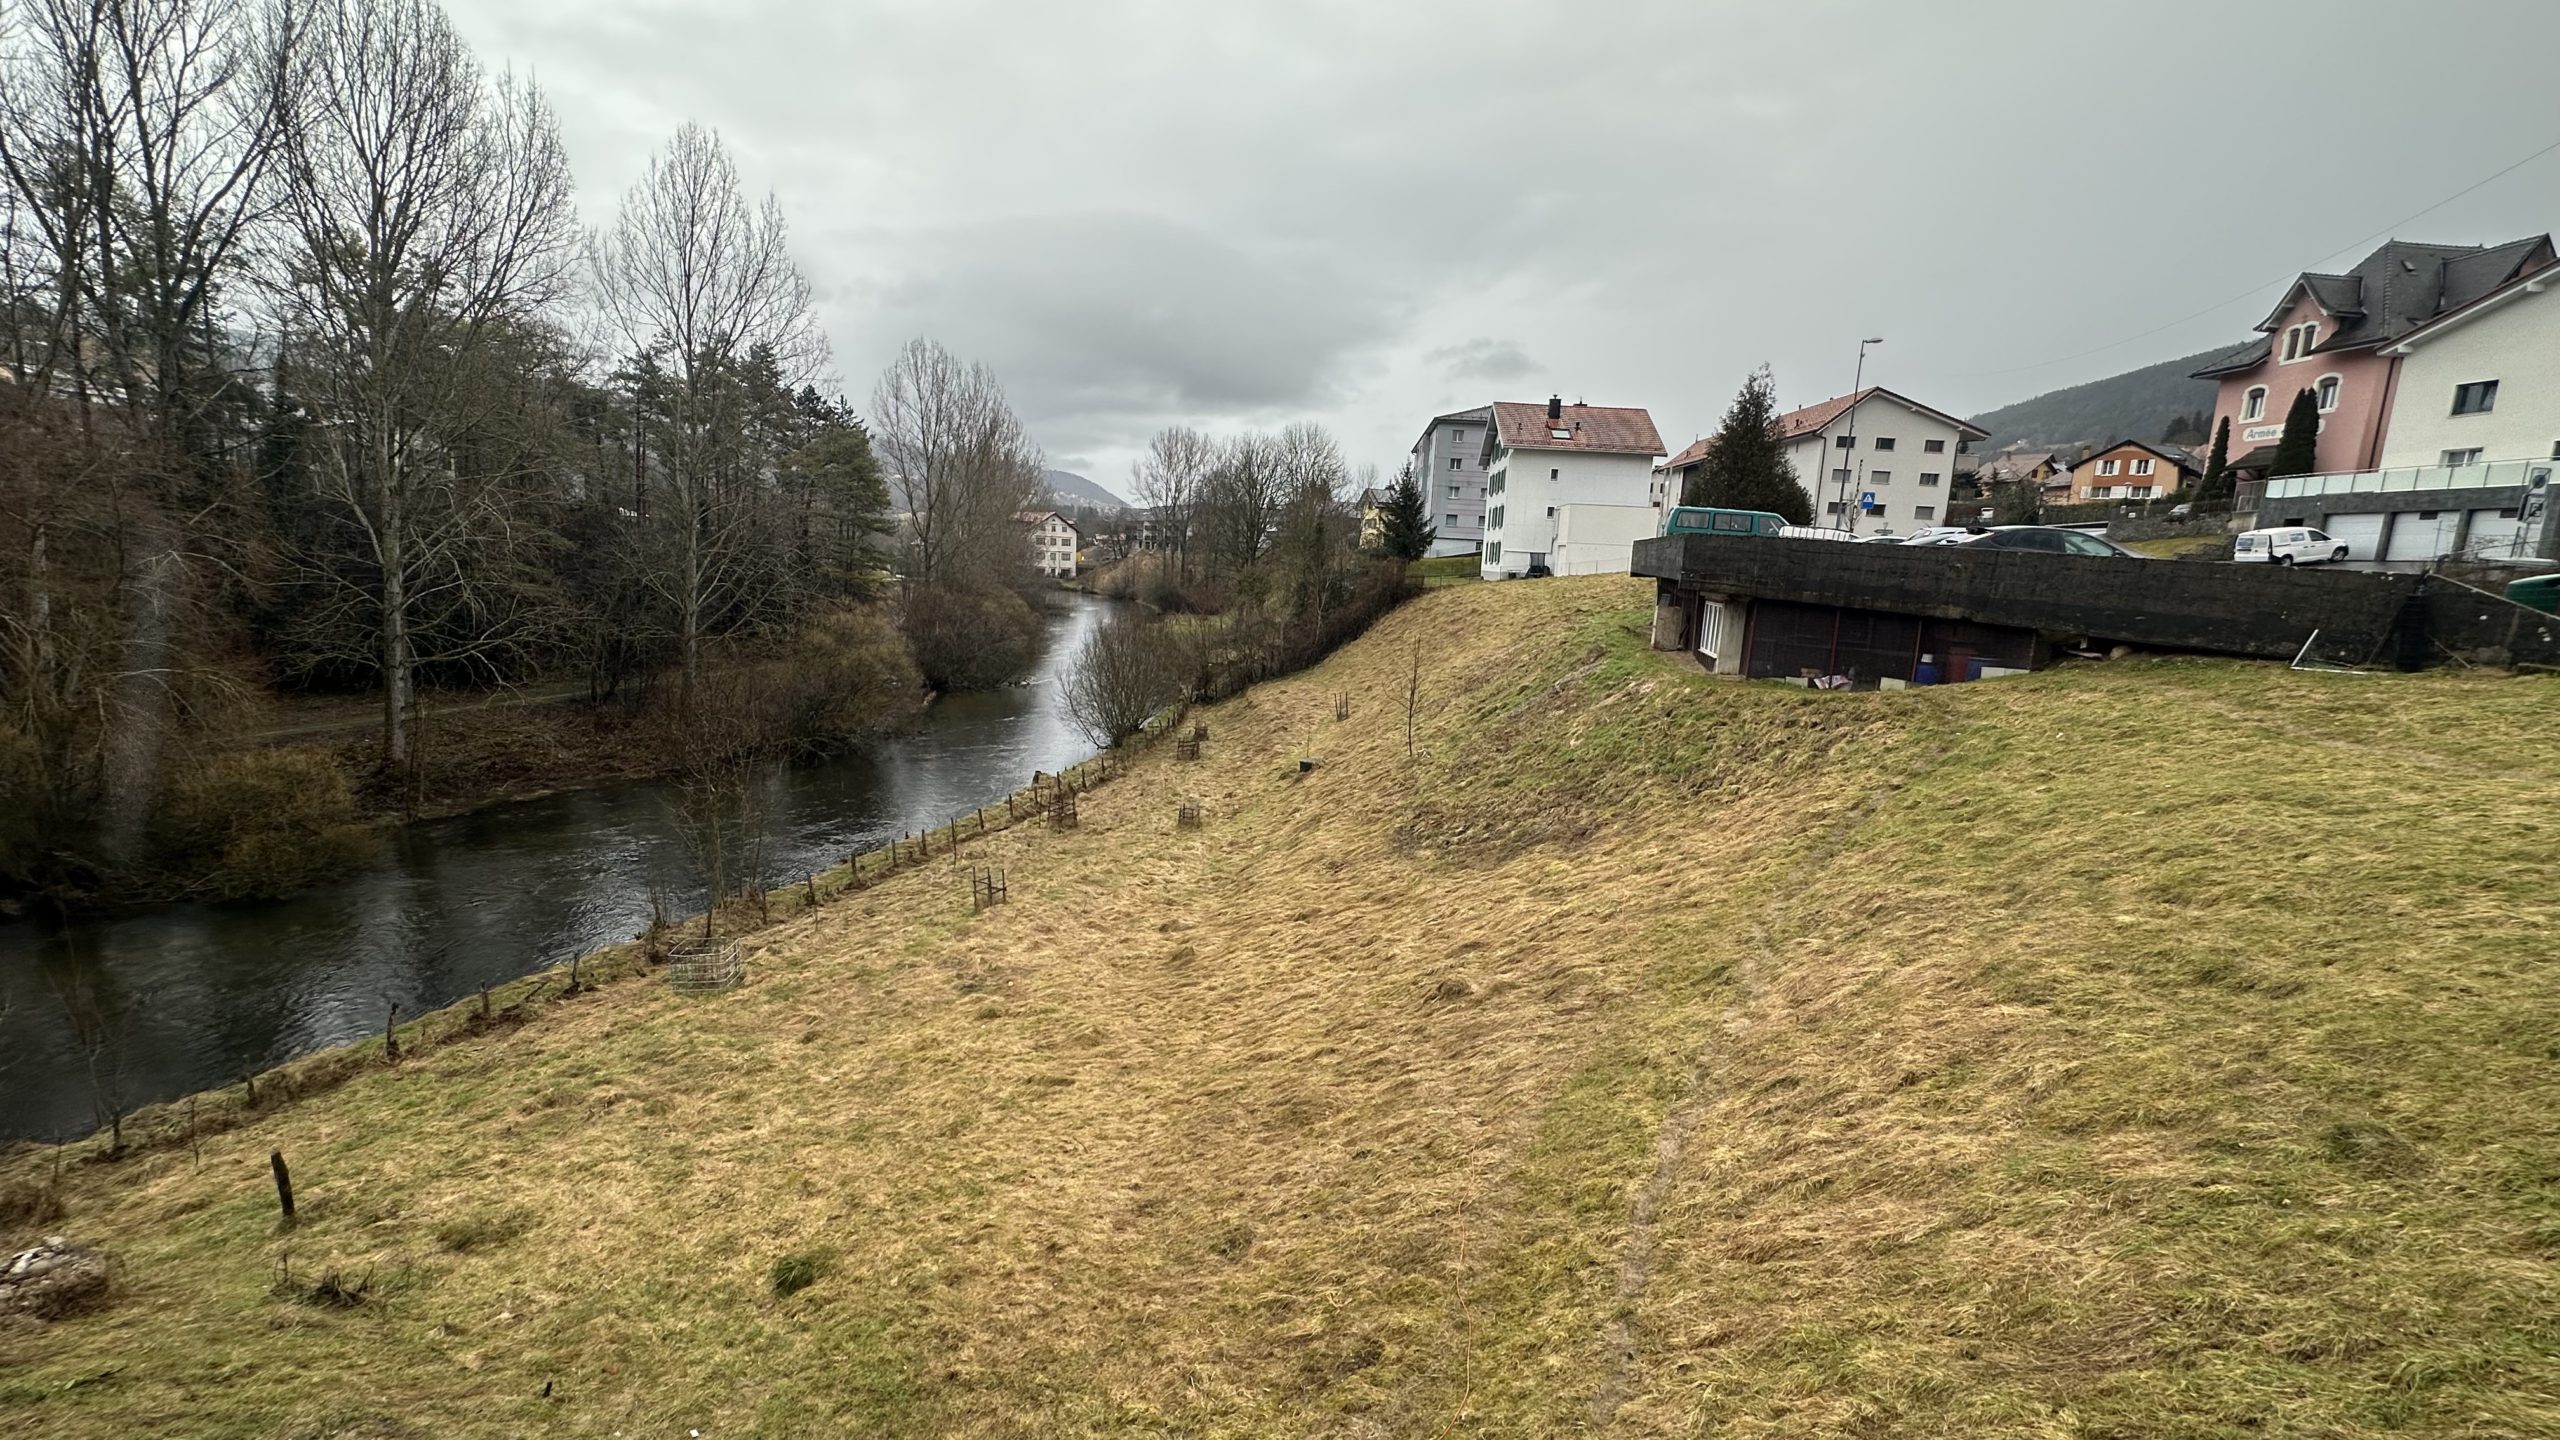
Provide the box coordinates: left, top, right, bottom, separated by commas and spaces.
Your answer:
380, 474, 410, 771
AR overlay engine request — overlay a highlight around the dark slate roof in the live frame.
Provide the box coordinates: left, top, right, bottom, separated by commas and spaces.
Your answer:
2261, 236, 2556, 352
2227, 444, 2282, 472
2192, 336, 2271, 378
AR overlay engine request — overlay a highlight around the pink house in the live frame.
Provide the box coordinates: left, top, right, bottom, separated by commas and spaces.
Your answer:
2194, 236, 2555, 481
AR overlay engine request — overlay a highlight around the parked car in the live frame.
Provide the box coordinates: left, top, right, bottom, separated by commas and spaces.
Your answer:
1901, 526, 1982, 546
1955, 526, 2143, 558
2233, 527, 2350, 566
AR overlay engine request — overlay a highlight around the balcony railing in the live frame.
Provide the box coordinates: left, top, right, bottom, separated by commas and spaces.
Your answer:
2264, 458, 2553, 500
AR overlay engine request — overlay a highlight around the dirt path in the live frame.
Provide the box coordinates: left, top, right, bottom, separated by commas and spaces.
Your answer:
1587, 742, 1955, 1430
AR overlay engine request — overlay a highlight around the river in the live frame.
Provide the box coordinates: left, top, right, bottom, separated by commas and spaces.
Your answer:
0, 593, 1110, 1143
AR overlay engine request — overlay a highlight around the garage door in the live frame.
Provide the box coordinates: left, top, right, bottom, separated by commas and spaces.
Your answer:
2322, 511, 2386, 560
2384, 510, 2461, 562
2463, 509, 2526, 560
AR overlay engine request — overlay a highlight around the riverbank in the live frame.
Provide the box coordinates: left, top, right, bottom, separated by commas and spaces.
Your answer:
8, 575, 2558, 1436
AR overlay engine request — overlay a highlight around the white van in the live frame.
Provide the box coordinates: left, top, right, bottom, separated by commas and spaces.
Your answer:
2234, 527, 2350, 566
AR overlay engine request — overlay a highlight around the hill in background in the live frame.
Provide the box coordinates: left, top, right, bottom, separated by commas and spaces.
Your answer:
1970, 347, 2226, 454
1041, 469, 1132, 511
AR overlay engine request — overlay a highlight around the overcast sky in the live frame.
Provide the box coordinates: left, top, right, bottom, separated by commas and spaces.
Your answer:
447, 0, 2560, 496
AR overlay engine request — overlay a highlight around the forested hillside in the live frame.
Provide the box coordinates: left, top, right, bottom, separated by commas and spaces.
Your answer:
1970, 347, 2226, 452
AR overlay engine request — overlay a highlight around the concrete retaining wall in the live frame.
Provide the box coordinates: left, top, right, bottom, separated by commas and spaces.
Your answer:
1632, 532, 2560, 670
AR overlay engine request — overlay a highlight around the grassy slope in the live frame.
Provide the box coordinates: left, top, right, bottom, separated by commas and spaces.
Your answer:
6, 577, 2557, 1438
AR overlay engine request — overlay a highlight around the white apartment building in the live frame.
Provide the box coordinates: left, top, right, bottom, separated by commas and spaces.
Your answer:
1018, 510, 1081, 579
1408, 405, 1494, 559
2377, 265, 2559, 472
1773, 387, 1988, 536
1480, 397, 1665, 579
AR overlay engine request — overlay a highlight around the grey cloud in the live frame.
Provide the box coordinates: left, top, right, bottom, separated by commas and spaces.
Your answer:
840, 212, 1403, 437
449, 0, 2560, 481
1427, 338, 1538, 384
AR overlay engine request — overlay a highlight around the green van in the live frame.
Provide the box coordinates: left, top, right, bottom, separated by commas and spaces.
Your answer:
1662, 506, 1790, 538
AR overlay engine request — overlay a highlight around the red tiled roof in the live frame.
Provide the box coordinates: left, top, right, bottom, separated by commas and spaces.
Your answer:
1664, 436, 1714, 470
1489, 401, 1664, 457
1775, 388, 1872, 439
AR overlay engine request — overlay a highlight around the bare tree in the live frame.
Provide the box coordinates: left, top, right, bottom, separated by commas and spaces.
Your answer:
590, 121, 823, 706
1195, 428, 1284, 577
1061, 609, 1183, 749
870, 336, 1041, 593
0, 0, 286, 861
1129, 423, 1212, 577
0, 0, 282, 438
660, 662, 775, 938
266, 0, 577, 771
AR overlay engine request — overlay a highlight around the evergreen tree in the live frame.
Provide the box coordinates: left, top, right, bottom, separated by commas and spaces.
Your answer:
1683, 366, 1810, 524
2269, 389, 2320, 478
1376, 463, 1436, 560
2193, 415, 2233, 507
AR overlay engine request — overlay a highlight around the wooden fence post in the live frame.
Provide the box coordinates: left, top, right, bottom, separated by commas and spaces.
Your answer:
271, 1150, 296, 1225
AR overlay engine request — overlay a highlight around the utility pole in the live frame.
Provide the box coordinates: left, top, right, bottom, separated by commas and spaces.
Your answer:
1830, 337, 1884, 534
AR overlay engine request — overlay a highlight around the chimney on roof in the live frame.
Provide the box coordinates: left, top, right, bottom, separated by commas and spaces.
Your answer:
1547, 394, 1561, 422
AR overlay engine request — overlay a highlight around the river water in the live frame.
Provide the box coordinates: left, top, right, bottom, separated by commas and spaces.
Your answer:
0, 593, 1109, 1143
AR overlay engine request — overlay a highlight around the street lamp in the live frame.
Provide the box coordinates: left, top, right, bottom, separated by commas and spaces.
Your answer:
1832, 336, 1884, 533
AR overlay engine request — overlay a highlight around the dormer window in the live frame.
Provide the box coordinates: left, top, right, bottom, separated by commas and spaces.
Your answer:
2281, 321, 2318, 361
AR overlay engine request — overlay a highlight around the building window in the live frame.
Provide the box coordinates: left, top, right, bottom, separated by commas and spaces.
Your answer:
1914, 505, 1935, 521
2442, 449, 2483, 467
1923, 438, 1946, 453
2088, 486, 2111, 500
1549, 467, 1559, 480
1918, 472, 1940, 486
2131, 486, 2155, 498
1836, 435, 1854, 449
2315, 375, 2340, 412
1448, 457, 1461, 470
2131, 458, 2154, 476
1445, 513, 1458, 525
2098, 459, 2120, 476
1873, 437, 1896, 451
2451, 380, 2498, 415
1870, 471, 1890, 485
1545, 505, 1555, 517
2243, 387, 2268, 421
1450, 430, 1466, 445
2282, 321, 2317, 361
1831, 467, 1851, 484
1823, 500, 1844, 515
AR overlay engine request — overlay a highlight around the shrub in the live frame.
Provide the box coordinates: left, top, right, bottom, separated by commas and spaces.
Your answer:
769, 1252, 822, 1297
153, 749, 375, 898
774, 607, 925, 748
1062, 611, 1191, 748
903, 582, 1043, 692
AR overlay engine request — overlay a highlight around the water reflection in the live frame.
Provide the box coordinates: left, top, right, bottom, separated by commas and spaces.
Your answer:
0, 593, 1108, 1141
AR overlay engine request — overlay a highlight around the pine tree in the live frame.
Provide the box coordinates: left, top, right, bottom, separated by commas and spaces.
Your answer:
2193, 415, 2233, 508
1377, 463, 1436, 560
2269, 388, 2320, 478
1683, 366, 1810, 524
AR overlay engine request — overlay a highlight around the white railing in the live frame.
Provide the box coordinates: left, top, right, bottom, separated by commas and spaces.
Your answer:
2264, 458, 2552, 499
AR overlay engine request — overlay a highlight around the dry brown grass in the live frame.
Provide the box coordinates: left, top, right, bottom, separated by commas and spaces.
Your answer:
4, 575, 2556, 1437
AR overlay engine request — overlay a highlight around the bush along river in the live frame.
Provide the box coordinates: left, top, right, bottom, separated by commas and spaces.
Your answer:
0, 593, 1111, 1143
